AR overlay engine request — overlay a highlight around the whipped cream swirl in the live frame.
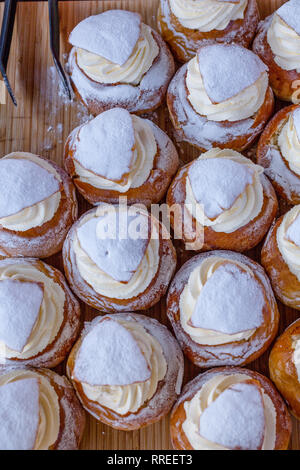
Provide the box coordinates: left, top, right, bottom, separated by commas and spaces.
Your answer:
267, 13, 300, 73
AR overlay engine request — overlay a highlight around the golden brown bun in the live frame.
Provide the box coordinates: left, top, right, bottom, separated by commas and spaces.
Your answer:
269, 319, 300, 421
68, 30, 175, 116
170, 367, 292, 450
167, 57, 275, 152
64, 120, 179, 207
167, 250, 279, 368
261, 215, 300, 309
62, 207, 177, 313
253, 15, 300, 102
166, 161, 278, 252
157, 0, 260, 63
0, 157, 78, 259
257, 104, 300, 205
67, 313, 184, 431
0, 258, 81, 368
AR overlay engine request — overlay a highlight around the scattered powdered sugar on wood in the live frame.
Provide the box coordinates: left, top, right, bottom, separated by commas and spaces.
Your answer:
0, 378, 40, 450
0, 280, 43, 352
286, 214, 300, 246
73, 318, 151, 386
191, 263, 264, 333
199, 382, 265, 450
197, 44, 267, 104
69, 10, 141, 66
0, 158, 60, 218
277, 0, 300, 36
188, 158, 254, 218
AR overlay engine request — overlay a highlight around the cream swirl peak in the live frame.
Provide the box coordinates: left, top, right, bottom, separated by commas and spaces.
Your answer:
182, 373, 277, 450
180, 256, 265, 346
278, 108, 300, 175
70, 11, 159, 85
185, 148, 264, 233
277, 205, 300, 281
169, 0, 247, 31
186, 43, 268, 121
73, 317, 167, 415
293, 337, 300, 382
72, 108, 157, 192
267, 0, 300, 73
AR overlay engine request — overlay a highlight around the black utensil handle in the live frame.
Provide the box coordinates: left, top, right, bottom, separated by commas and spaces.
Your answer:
0, 0, 17, 70
48, 0, 59, 57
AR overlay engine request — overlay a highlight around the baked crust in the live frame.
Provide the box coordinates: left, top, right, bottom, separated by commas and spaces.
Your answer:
0, 257, 81, 368
68, 29, 175, 116
167, 59, 275, 152
257, 104, 300, 204
167, 250, 279, 368
0, 157, 78, 259
64, 120, 179, 207
157, 0, 259, 63
261, 215, 300, 309
166, 161, 278, 252
62, 207, 177, 313
67, 313, 184, 431
269, 319, 300, 420
0, 367, 86, 450
170, 367, 292, 450
253, 14, 300, 102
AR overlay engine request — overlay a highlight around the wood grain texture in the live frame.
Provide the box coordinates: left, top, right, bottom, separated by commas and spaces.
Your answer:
0, 0, 298, 450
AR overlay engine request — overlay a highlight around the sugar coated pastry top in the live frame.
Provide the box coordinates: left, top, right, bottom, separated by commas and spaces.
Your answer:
0, 369, 60, 450
185, 148, 264, 233
169, 0, 247, 31
69, 10, 159, 85
278, 107, 300, 175
267, 0, 300, 73
183, 373, 276, 449
180, 256, 265, 345
71, 317, 167, 415
0, 152, 62, 232
186, 43, 268, 122
277, 205, 300, 282
70, 108, 157, 192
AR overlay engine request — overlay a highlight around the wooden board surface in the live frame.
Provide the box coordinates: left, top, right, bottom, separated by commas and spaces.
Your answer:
0, 0, 298, 450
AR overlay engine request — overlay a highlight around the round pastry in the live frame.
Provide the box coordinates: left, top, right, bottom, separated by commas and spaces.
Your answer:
261, 204, 300, 310
0, 367, 85, 450
170, 367, 292, 450
68, 10, 175, 115
0, 257, 81, 368
67, 313, 184, 431
157, 0, 259, 63
63, 204, 177, 312
257, 104, 300, 205
167, 250, 279, 368
166, 148, 278, 252
253, 0, 300, 102
0, 152, 77, 258
64, 108, 179, 206
269, 319, 300, 420
167, 41, 274, 152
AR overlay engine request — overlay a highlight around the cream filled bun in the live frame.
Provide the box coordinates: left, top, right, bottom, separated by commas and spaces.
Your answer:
0, 257, 81, 368
253, 0, 300, 102
0, 152, 77, 258
67, 313, 184, 430
62, 204, 176, 313
167, 42, 274, 152
170, 367, 291, 450
0, 367, 85, 450
262, 204, 300, 310
257, 104, 300, 205
167, 250, 279, 368
157, 0, 259, 62
64, 108, 179, 206
166, 148, 278, 252
68, 10, 175, 115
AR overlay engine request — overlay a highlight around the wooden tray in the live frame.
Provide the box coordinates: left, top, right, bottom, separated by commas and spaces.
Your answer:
0, 0, 299, 450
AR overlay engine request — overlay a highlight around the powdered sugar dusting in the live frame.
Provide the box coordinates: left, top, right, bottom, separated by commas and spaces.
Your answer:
293, 107, 300, 141
69, 10, 141, 66
0, 378, 40, 450
197, 44, 267, 104
277, 0, 300, 36
191, 263, 264, 333
199, 382, 265, 450
286, 214, 300, 246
